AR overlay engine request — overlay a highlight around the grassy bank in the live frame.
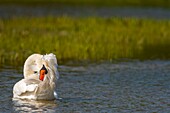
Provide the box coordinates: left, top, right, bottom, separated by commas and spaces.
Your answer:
0, 17, 170, 65
0, 0, 170, 8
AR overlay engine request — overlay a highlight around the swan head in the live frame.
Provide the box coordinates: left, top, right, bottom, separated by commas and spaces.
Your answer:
24, 53, 59, 81
39, 53, 59, 81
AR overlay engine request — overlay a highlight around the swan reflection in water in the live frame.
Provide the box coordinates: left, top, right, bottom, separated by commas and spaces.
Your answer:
12, 98, 58, 112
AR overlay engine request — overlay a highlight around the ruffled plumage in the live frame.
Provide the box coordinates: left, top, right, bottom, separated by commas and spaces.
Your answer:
13, 53, 59, 100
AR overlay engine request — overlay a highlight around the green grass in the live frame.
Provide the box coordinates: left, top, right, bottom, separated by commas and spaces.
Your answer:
0, 0, 170, 8
0, 17, 170, 65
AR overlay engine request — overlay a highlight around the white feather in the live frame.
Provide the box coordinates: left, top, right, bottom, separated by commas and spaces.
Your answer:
13, 53, 59, 100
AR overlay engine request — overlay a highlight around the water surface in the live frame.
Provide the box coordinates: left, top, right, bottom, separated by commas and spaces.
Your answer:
0, 5, 170, 19
0, 60, 170, 112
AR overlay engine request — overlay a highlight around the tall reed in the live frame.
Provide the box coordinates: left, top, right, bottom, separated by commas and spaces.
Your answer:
0, 17, 170, 65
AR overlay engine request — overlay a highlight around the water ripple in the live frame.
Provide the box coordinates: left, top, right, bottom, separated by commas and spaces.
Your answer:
0, 60, 170, 112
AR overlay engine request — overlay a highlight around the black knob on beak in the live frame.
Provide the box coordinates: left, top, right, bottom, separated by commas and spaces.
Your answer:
40, 64, 48, 74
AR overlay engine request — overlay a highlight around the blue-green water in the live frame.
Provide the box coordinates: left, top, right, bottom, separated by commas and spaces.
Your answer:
0, 60, 170, 112
0, 5, 170, 19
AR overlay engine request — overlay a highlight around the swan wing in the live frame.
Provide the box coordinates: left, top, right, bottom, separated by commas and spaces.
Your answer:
13, 79, 40, 99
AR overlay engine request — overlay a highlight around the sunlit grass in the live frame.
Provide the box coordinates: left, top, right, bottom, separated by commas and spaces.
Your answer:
0, 17, 170, 65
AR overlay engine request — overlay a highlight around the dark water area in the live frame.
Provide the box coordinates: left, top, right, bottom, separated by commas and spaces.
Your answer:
0, 5, 170, 19
0, 60, 170, 112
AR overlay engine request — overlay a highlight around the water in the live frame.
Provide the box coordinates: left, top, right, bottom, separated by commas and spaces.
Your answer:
0, 60, 170, 112
0, 5, 170, 19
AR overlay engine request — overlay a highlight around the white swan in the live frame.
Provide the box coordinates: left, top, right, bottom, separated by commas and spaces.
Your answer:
13, 53, 59, 100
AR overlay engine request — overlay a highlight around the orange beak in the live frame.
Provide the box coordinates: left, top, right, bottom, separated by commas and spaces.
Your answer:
39, 65, 48, 81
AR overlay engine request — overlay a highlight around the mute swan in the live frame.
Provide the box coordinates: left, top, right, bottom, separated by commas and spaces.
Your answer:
13, 53, 59, 100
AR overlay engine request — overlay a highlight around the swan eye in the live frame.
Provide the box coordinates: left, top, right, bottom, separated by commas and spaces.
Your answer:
34, 71, 38, 74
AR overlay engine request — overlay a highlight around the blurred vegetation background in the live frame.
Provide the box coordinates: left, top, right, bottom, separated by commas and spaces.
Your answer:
0, 0, 170, 65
